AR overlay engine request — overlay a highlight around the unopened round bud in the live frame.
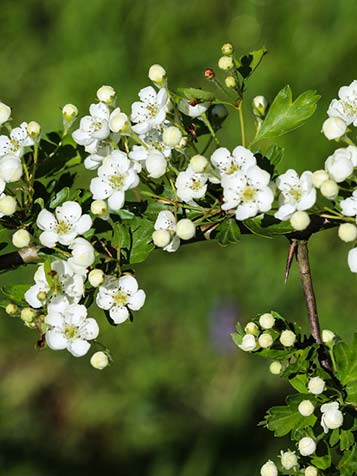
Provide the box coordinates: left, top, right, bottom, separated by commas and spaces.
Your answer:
210, 104, 229, 121
12, 229, 31, 248
338, 223, 357, 242
225, 76, 237, 88
320, 179, 339, 200
177, 136, 188, 149
305, 466, 318, 476
62, 103, 78, 120
259, 313, 275, 329
88, 269, 105, 287
298, 437, 316, 456
238, 334, 257, 352
280, 329, 296, 347
280, 451, 298, 470
258, 332, 273, 348
162, 126, 183, 147
245, 321, 259, 335
204, 68, 215, 79
109, 112, 129, 133
5, 303, 18, 315
190, 154, 208, 173
0, 102, 11, 124
91, 200, 108, 216
312, 169, 329, 188
221, 43, 234, 56
298, 400, 315, 416
21, 307, 36, 323
322, 116, 347, 140
0, 195, 16, 216
90, 351, 109, 370
260, 460, 278, 476
218, 56, 234, 71
27, 121, 41, 138
176, 219, 196, 240
253, 96, 269, 117
269, 361, 282, 375
322, 329, 335, 344
348, 247, 357, 273
146, 152, 167, 178
152, 229, 171, 248
0, 154, 22, 182
308, 376, 325, 395
97, 85, 116, 104
148, 64, 167, 84
290, 211, 310, 231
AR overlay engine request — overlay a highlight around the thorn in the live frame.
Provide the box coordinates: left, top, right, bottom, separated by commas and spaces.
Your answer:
284, 240, 297, 284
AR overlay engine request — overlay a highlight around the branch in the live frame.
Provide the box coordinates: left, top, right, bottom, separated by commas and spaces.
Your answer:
0, 246, 43, 270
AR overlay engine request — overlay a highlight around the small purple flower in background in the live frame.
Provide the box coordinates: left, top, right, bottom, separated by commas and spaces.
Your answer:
209, 300, 239, 354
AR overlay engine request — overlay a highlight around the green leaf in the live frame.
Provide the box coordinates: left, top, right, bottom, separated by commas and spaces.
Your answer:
340, 430, 354, 451
128, 218, 154, 264
253, 86, 320, 143
237, 48, 267, 79
49, 187, 70, 208
335, 335, 357, 404
264, 397, 316, 437
0, 284, 29, 307
176, 87, 215, 102
244, 215, 293, 238
37, 144, 78, 177
329, 428, 340, 447
311, 443, 331, 470
289, 374, 308, 393
338, 444, 357, 476
231, 332, 243, 348
214, 218, 240, 246
266, 145, 284, 168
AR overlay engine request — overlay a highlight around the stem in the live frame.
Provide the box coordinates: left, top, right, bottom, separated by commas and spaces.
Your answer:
238, 102, 246, 147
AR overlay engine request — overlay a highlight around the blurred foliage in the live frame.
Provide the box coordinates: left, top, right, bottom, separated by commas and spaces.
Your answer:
1, 0, 357, 474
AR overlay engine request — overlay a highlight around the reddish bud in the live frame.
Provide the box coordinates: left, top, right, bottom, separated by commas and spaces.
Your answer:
204, 68, 215, 79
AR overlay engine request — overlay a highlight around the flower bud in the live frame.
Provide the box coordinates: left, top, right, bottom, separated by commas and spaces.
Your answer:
298, 437, 316, 456
12, 229, 31, 248
280, 451, 298, 470
190, 155, 208, 173
321, 401, 343, 432
176, 219, 195, 240
322, 329, 335, 344
148, 64, 167, 84
305, 466, 318, 476
259, 313, 275, 329
298, 400, 315, 417
88, 269, 105, 288
260, 460, 278, 476
348, 247, 357, 273
218, 56, 234, 71
238, 334, 257, 352
280, 329, 296, 347
27, 121, 41, 138
325, 149, 353, 183
244, 321, 259, 335
37, 291, 47, 302
322, 116, 347, 140
109, 112, 129, 133
146, 152, 167, 178
90, 351, 109, 370
96, 85, 116, 104
204, 68, 215, 79
269, 361, 282, 375
177, 136, 188, 149
0, 195, 16, 216
152, 229, 171, 248
91, 199, 108, 216
21, 307, 36, 323
312, 169, 329, 188
62, 103, 78, 121
253, 96, 269, 117
210, 104, 228, 121
162, 126, 183, 147
225, 76, 236, 88
221, 43, 234, 56
258, 332, 273, 348
290, 211, 310, 231
308, 376, 325, 395
0, 102, 11, 124
320, 179, 338, 200
338, 223, 357, 243
5, 303, 18, 315
0, 154, 22, 182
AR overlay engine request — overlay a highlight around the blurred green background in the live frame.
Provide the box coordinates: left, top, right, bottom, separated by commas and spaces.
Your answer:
1, 0, 357, 474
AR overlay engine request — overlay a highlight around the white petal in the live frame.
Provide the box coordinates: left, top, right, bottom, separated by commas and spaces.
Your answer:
79, 318, 99, 340
39, 230, 58, 248
109, 305, 129, 324
55, 201, 82, 224
108, 190, 125, 210
37, 209, 57, 231
128, 289, 146, 310
45, 311, 65, 328
46, 330, 67, 350
119, 274, 138, 294
96, 290, 114, 310
75, 214, 92, 234
24, 285, 43, 308
67, 338, 91, 357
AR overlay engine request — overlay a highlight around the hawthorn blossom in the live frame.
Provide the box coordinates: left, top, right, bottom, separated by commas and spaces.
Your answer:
325, 147, 354, 183
153, 210, 180, 252
211, 146, 256, 177
0, 122, 34, 158
340, 190, 357, 219
72, 102, 110, 153
36, 201, 92, 248
131, 86, 168, 134
90, 150, 139, 210
45, 297, 99, 357
275, 169, 316, 221
178, 99, 209, 118
175, 167, 208, 203
327, 80, 357, 126
320, 402, 343, 432
84, 144, 113, 170
68, 238, 95, 275
221, 166, 274, 220
0, 154, 23, 182
96, 274, 146, 324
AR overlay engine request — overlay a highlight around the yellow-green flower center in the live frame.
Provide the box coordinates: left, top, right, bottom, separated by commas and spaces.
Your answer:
342, 100, 357, 116
109, 174, 126, 190
56, 220, 71, 235
242, 186, 256, 202
113, 290, 128, 306
191, 179, 202, 191
226, 163, 240, 175
290, 188, 302, 201
146, 104, 159, 118
64, 325, 78, 340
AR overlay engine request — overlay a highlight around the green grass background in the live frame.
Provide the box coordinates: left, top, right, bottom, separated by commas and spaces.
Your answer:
0, 0, 357, 474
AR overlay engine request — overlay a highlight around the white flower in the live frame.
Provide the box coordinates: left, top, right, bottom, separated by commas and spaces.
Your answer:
338, 223, 357, 242
290, 211, 310, 231
62, 103, 78, 121
152, 229, 171, 248
190, 154, 208, 173
90, 150, 139, 211
325, 148, 354, 183
348, 247, 357, 272
341, 190, 357, 218
321, 402, 343, 432
162, 126, 182, 147
320, 179, 339, 199
129, 128, 172, 161
84, 144, 113, 170
176, 219, 196, 240
327, 80, 357, 126
0, 102, 11, 124
275, 170, 316, 221
298, 400, 315, 417
68, 238, 95, 274
90, 351, 109, 369
312, 169, 329, 188
72, 102, 110, 153
175, 167, 208, 203
0, 154, 23, 182
221, 166, 274, 220
258, 332, 273, 348
253, 96, 269, 117
308, 376, 325, 394
259, 313, 275, 329
178, 99, 209, 118
280, 451, 298, 470
109, 110, 130, 134
154, 210, 180, 252
211, 146, 256, 177
322, 116, 347, 140
27, 121, 41, 139
96, 274, 146, 324
146, 150, 167, 178
88, 269, 105, 287
260, 460, 278, 476
298, 437, 316, 456
0, 195, 16, 216
0, 122, 34, 158
244, 322, 259, 335
269, 361, 282, 375
37, 201, 92, 248
280, 329, 296, 347
45, 298, 99, 357
238, 334, 257, 352
97, 85, 116, 104
218, 56, 234, 71
148, 64, 167, 85
12, 229, 31, 248
304, 466, 318, 476
131, 86, 168, 135
322, 329, 335, 344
